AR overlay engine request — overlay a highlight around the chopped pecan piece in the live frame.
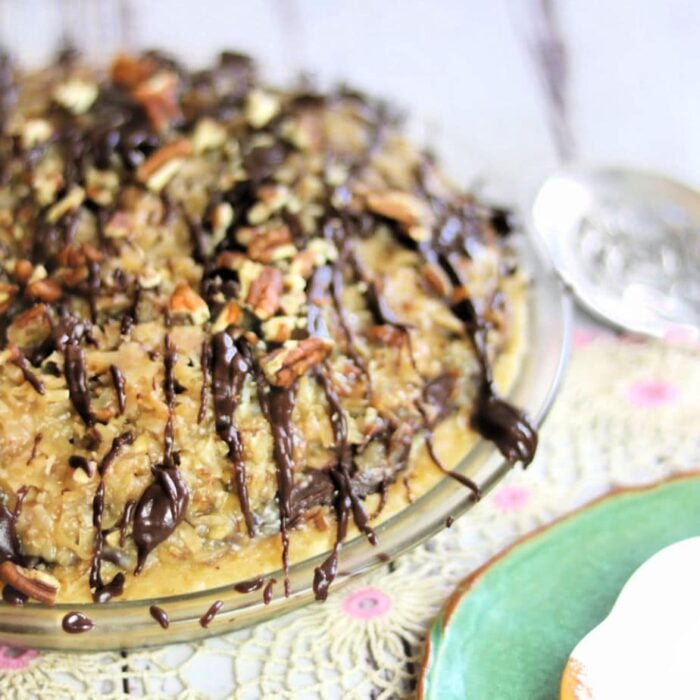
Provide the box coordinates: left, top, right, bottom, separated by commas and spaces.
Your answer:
170, 282, 210, 325
7, 304, 51, 348
246, 267, 283, 320
25, 278, 63, 303
111, 53, 158, 88
0, 561, 59, 605
262, 337, 333, 388
57, 243, 103, 268
368, 324, 407, 347
247, 225, 294, 264
13, 259, 33, 284
366, 190, 428, 226
132, 71, 182, 132
0, 283, 18, 313
211, 301, 243, 333
136, 139, 192, 190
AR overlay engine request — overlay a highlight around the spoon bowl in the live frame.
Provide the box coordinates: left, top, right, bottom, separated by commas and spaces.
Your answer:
532, 168, 700, 340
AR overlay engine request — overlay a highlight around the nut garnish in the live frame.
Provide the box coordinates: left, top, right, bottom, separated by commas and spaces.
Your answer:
366, 190, 428, 226
131, 71, 182, 132
0, 561, 60, 605
46, 186, 85, 224
53, 79, 98, 115
211, 301, 243, 333
25, 278, 63, 303
111, 53, 157, 88
136, 139, 192, 191
247, 225, 295, 264
0, 283, 18, 313
246, 267, 283, 320
170, 282, 210, 325
192, 118, 227, 154
245, 89, 281, 129
261, 338, 333, 388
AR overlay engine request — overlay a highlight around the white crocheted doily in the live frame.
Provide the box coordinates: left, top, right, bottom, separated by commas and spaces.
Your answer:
1, 329, 698, 699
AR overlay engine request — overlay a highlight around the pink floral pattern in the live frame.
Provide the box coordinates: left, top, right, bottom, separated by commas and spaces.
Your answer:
493, 485, 531, 512
626, 380, 678, 408
0, 646, 38, 671
341, 586, 392, 621
572, 327, 608, 349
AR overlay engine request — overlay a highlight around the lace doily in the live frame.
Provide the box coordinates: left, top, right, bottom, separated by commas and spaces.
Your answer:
1, 328, 698, 699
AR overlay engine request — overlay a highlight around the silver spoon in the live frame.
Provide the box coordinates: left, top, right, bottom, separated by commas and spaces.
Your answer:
531, 167, 700, 341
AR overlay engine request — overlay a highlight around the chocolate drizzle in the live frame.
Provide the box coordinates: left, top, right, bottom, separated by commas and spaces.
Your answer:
197, 338, 211, 424
150, 604, 170, 629
89, 431, 134, 601
266, 385, 297, 597
312, 371, 376, 601
132, 464, 189, 575
199, 599, 223, 627
233, 575, 264, 594
211, 331, 255, 537
62, 611, 94, 633
110, 364, 126, 415
10, 350, 45, 395
162, 336, 177, 464
64, 343, 93, 427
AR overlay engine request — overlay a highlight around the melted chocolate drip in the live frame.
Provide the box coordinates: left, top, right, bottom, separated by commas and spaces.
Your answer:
10, 351, 45, 395
199, 599, 223, 628
0, 505, 20, 565
266, 385, 297, 597
312, 371, 376, 601
132, 464, 189, 574
162, 335, 178, 466
120, 284, 141, 335
150, 605, 170, 629
2, 584, 28, 606
262, 578, 275, 605
197, 338, 211, 424
62, 611, 94, 633
211, 332, 255, 536
89, 432, 134, 600
64, 342, 93, 427
233, 575, 264, 594
110, 364, 126, 415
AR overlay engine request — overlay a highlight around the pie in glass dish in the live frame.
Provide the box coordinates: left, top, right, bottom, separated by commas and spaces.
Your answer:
0, 49, 535, 612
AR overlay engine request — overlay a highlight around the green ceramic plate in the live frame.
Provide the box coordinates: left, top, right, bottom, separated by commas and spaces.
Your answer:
419, 473, 700, 700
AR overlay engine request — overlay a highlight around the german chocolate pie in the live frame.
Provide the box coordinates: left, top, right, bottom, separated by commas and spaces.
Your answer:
0, 50, 536, 609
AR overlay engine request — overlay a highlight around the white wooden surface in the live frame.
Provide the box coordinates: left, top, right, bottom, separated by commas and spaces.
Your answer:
3, 0, 699, 200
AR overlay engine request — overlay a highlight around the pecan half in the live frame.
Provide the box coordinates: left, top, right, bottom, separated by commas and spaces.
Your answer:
0, 561, 59, 605
262, 337, 333, 388
136, 138, 192, 190
25, 278, 63, 303
246, 267, 283, 320
247, 225, 294, 264
366, 190, 428, 226
170, 282, 210, 325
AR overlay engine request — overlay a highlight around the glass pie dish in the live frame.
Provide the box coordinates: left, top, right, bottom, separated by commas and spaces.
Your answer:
0, 233, 571, 651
